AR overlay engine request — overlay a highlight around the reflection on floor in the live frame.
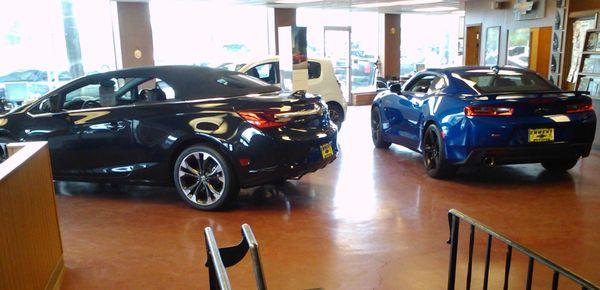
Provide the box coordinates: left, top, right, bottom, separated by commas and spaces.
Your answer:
57, 106, 600, 290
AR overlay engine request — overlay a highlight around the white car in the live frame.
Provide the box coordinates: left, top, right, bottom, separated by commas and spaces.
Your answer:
232, 57, 348, 127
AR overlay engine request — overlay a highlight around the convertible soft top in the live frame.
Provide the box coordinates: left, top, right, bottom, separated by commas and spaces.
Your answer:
61, 65, 281, 100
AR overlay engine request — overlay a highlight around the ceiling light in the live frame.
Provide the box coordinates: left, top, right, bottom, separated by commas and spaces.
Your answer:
275, 0, 321, 3
413, 6, 458, 12
352, 0, 443, 8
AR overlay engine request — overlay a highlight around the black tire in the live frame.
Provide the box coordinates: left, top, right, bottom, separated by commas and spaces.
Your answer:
0, 137, 14, 160
541, 158, 579, 172
327, 102, 344, 129
423, 125, 457, 179
173, 145, 239, 211
371, 107, 391, 149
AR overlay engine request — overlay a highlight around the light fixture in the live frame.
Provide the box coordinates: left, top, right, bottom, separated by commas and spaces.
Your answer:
413, 6, 458, 12
352, 0, 443, 8
274, 0, 321, 3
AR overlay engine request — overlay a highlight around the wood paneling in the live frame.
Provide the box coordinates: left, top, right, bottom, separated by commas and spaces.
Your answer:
570, 0, 600, 13
465, 25, 482, 66
0, 142, 64, 290
383, 14, 400, 79
116, 2, 154, 69
530, 26, 553, 77
274, 8, 296, 55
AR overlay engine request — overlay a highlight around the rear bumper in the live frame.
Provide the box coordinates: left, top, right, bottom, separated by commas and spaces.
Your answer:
459, 143, 592, 166
232, 124, 339, 188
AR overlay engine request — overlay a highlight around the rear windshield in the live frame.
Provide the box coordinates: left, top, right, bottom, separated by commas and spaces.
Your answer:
457, 70, 556, 93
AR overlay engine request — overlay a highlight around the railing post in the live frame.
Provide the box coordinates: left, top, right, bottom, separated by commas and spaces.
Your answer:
447, 213, 460, 290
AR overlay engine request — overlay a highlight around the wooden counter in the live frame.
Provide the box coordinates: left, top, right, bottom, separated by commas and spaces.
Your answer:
0, 142, 64, 290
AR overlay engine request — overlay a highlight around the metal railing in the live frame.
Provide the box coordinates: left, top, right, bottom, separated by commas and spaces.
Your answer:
447, 209, 599, 290
204, 224, 267, 290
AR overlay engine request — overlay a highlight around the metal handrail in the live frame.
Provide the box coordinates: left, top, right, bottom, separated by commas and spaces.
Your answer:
447, 209, 599, 290
205, 227, 232, 290
204, 224, 267, 290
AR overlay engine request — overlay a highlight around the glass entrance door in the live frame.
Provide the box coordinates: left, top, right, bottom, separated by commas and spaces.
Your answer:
324, 26, 351, 104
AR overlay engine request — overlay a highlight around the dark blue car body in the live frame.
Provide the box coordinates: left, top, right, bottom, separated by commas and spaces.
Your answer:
371, 66, 596, 175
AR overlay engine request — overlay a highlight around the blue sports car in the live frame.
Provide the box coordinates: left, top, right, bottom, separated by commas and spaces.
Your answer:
371, 66, 597, 178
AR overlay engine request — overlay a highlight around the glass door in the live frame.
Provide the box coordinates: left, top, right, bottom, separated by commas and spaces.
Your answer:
324, 26, 351, 104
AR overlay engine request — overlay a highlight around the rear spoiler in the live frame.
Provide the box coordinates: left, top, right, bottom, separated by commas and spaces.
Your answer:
460, 90, 590, 101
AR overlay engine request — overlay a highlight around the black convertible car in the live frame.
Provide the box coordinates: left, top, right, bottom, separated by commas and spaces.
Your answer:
0, 66, 338, 210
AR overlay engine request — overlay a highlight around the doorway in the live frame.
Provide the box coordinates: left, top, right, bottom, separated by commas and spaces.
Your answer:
324, 26, 351, 104
465, 25, 482, 66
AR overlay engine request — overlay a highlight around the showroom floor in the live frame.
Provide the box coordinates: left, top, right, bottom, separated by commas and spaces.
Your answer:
56, 106, 600, 290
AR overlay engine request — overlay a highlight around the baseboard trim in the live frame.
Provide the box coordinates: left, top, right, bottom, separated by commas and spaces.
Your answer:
45, 256, 65, 290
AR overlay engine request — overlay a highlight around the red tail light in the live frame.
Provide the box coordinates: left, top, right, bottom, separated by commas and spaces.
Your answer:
464, 105, 514, 116
566, 101, 593, 113
238, 110, 288, 129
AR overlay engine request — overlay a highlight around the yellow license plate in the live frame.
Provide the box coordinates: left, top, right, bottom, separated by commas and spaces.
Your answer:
528, 128, 554, 143
320, 143, 333, 159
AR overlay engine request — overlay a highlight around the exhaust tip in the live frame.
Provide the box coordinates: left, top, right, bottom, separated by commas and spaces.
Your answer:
483, 156, 496, 167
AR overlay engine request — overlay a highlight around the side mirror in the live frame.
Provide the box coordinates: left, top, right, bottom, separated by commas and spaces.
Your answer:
49, 95, 61, 113
389, 83, 403, 94
376, 81, 388, 89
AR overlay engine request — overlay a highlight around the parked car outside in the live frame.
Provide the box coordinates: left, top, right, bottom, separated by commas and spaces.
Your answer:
371, 66, 596, 178
0, 66, 339, 210
230, 57, 347, 128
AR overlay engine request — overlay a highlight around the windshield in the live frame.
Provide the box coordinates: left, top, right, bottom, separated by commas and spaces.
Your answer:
456, 69, 556, 94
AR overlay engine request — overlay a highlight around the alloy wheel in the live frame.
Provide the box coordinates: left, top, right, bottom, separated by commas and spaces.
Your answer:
178, 151, 225, 206
371, 111, 380, 140
423, 130, 439, 170
329, 107, 341, 127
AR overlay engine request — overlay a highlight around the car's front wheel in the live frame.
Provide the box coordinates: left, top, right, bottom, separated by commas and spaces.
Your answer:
541, 158, 579, 172
173, 145, 239, 210
327, 102, 344, 129
423, 125, 457, 179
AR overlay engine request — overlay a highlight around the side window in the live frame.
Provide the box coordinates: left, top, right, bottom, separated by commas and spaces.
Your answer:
308, 61, 321, 79
427, 76, 446, 94
28, 97, 53, 115
406, 75, 436, 93
137, 78, 176, 102
62, 78, 133, 110
246, 63, 277, 84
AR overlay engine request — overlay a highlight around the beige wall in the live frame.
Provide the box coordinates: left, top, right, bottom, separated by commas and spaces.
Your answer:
465, 0, 556, 66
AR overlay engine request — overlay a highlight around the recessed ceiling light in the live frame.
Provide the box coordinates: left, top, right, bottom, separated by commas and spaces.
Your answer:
352, 0, 443, 8
413, 6, 458, 12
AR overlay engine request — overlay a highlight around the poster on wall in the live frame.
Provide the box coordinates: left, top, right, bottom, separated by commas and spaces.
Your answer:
484, 26, 501, 66
514, 0, 546, 21
507, 28, 531, 68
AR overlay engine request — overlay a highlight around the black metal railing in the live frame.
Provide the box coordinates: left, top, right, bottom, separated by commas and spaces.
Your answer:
447, 209, 599, 290
204, 224, 267, 290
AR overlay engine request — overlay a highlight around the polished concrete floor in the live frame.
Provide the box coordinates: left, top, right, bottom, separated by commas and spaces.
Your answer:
57, 106, 600, 290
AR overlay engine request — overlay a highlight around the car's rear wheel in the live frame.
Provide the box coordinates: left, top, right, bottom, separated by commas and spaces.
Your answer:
371, 107, 391, 149
327, 102, 344, 129
541, 158, 579, 172
173, 145, 239, 211
423, 125, 457, 179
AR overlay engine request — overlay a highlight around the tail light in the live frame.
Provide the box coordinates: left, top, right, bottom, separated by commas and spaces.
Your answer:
238, 110, 289, 129
464, 105, 514, 116
566, 100, 593, 113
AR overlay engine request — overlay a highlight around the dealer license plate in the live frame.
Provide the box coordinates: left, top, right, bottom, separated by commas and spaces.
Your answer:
528, 128, 554, 143
320, 143, 333, 159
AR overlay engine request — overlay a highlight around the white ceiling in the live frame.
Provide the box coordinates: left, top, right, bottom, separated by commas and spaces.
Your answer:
197, 0, 465, 14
